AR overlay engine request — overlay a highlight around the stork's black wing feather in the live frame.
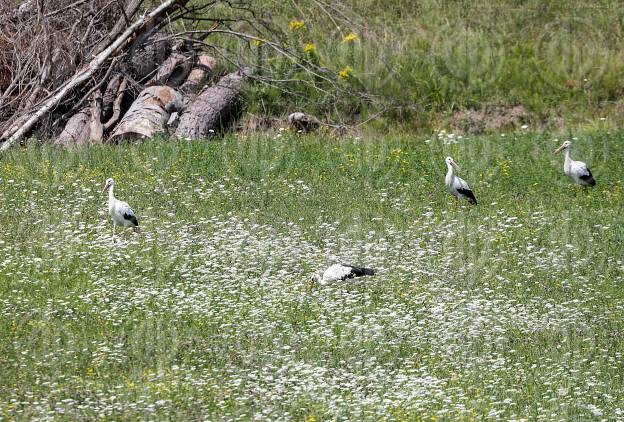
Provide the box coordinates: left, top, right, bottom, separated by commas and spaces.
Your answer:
457, 188, 477, 205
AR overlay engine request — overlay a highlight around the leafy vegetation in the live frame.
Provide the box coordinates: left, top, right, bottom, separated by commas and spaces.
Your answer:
233, 0, 624, 132
0, 131, 622, 419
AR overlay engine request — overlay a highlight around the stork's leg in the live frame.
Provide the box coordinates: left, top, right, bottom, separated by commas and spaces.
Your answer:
112, 222, 116, 240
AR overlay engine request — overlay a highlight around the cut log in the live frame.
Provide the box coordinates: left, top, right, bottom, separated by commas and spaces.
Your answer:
179, 55, 217, 110
180, 55, 217, 94
288, 112, 321, 132
55, 108, 90, 147
126, 35, 172, 82
110, 85, 182, 141
175, 70, 246, 139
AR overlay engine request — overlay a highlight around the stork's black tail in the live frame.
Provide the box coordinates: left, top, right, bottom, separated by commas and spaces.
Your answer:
580, 174, 596, 186
345, 265, 376, 278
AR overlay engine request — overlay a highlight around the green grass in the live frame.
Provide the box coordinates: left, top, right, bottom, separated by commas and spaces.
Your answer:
0, 131, 623, 419
218, 0, 624, 132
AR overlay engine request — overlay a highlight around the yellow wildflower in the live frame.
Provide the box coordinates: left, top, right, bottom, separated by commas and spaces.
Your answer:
342, 32, 358, 43
288, 20, 305, 31
338, 66, 353, 79
303, 43, 316, 54
251, 38, 266, 47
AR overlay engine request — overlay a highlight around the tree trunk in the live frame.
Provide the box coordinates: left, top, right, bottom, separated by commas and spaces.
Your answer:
175, 70, 245, 139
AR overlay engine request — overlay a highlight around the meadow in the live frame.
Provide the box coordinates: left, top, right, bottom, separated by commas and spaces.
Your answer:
0, 130, 623, 420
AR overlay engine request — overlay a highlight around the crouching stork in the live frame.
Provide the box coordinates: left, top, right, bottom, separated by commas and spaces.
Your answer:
311, 264, 375, 285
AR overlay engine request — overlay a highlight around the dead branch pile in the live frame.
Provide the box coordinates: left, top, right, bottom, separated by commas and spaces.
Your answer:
0, 0, 340, 150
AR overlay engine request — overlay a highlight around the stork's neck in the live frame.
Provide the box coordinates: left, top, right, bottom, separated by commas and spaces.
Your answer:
563, 148, 571, 163
446, 163, 455, 179
108, 185, 115, 203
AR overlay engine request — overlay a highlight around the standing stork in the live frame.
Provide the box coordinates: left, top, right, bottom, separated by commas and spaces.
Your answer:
444, 156, 477, 205
554, 140, 596, 187
102, 178, 139, 238
311, 264, 375, 285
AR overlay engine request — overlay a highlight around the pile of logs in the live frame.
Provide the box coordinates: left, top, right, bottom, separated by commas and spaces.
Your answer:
0, 0, 251, 150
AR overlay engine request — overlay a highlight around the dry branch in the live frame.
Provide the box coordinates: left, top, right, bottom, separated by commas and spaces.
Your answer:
104, 77, 129, 130
89, 92, 104, 143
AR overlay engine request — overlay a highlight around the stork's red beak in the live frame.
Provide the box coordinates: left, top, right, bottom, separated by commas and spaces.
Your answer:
451, 159, 460, 170
102, 182, 109, 192
553, 144, 565, 154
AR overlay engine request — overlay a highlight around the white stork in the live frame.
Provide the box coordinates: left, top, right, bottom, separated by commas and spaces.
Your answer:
311, 264, 375, 285
445, 156, 477, 205
102, 178, 139, 238
554, 140, 596, 187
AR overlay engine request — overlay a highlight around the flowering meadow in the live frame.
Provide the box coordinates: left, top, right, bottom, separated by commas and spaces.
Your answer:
0, 132, 623, 420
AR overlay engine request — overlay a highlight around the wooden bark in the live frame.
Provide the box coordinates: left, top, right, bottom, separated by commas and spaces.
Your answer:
89, 92, 104, 143
55, 108, 90, 146
103, 77, 128, 130
180, 55, 217, 94
102, 74, 123, 119
175, 70, 245, 139
110, 85, 182, 141
0, 0, 187, 151
147, 46, 193, 88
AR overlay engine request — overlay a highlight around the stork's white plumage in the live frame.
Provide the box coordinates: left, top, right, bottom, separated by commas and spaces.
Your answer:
444, 156, 477, 205
102, 178, 139, 238
554, 140, 596, 187
311, 264, 375, 285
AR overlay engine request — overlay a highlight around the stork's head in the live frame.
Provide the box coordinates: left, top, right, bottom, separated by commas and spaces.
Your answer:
102, 178, 115, 192
310, 273, 322, 284
554, 140, 571, 154
445, 156, 459, 169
